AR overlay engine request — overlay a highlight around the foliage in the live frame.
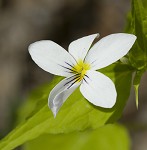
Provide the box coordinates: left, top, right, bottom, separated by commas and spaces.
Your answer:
126, 0, 147, 107
0, 64, 133, 150
25, 124, 130, 150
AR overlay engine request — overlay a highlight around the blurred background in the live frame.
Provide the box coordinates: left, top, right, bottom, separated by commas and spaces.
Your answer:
0, 0, 147, 150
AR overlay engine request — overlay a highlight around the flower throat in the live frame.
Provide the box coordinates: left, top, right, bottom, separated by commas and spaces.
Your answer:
72, 60, 90, 82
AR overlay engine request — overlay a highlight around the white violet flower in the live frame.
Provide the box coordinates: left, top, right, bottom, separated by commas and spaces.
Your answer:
29, 33, 136, 117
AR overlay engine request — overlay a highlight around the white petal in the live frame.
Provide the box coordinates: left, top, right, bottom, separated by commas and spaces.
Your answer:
48, 77, 80, 117
85, 33, 136, 70
29, 40, 76, 77
80, 70, 117, 108
68, 33, 99, 61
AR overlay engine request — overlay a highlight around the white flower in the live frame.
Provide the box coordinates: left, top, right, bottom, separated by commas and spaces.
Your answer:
29, 33, 136, 117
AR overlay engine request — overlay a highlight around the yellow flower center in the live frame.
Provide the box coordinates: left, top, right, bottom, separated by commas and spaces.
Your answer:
72, 60, 90, 82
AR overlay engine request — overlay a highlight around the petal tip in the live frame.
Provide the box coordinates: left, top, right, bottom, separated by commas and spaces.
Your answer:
106, 92, 117, 108
132, 34, 137, 41
28, 43, 34, 54
28, 41, 42, 55
128, 33, 137, 40
95, 33, 100, 38
48, 98, 57, 118
48, 104, 58, 118
124, 33, 137, 43
53, 112, 57, 118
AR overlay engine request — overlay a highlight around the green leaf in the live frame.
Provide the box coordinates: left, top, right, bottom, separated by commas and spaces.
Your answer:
125, 0, 147, 110
142, 0, 147, 9
0, 63, 133, 150
132, 0, 147, 52
134, 84, 139, 109
16, 77, 64, 124
127, 0, 147, 70
24, 124, 130, 150
133, 70, 144, 108
128, 41, 146, 70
